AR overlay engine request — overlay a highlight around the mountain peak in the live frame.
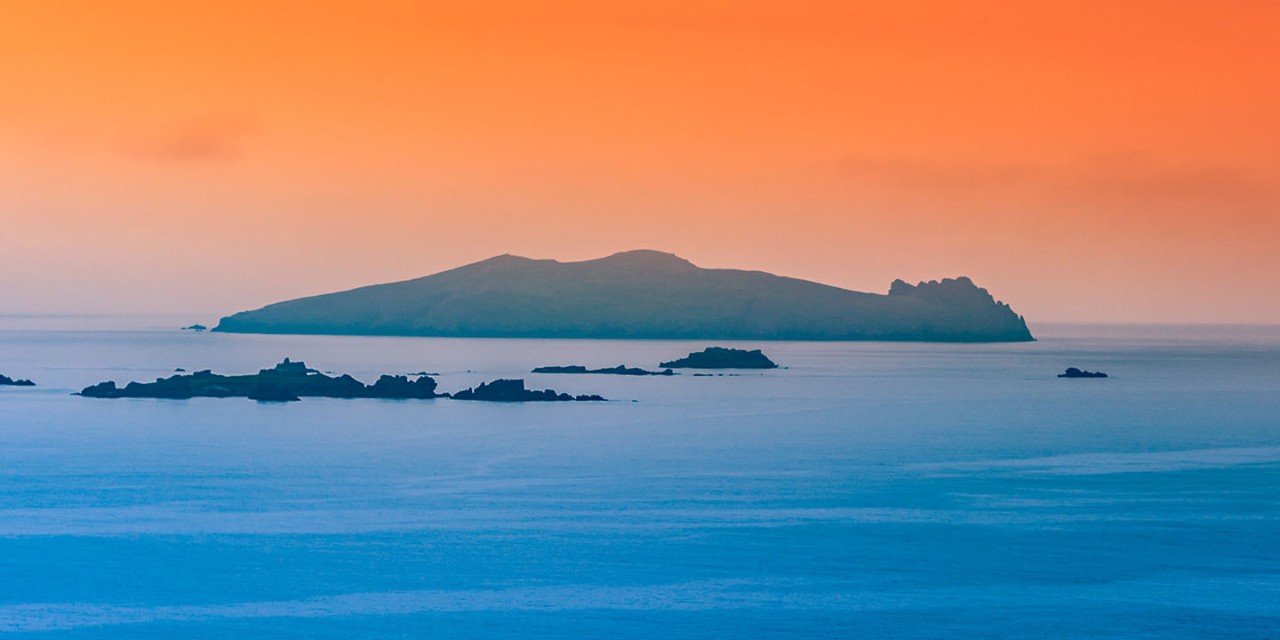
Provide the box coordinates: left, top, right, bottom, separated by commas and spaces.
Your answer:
593, 250, 696, 269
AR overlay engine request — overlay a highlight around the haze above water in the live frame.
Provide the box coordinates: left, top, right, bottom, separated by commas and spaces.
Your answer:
1, 318, 1278, 638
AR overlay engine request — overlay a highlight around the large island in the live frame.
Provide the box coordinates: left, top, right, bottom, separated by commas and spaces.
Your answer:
214, 250, 1033, 342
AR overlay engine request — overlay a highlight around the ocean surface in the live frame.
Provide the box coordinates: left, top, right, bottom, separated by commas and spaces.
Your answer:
1, 318, 1277, 638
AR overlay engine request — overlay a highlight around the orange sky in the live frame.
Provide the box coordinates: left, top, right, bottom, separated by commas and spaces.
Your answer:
2, 0, 1278, 323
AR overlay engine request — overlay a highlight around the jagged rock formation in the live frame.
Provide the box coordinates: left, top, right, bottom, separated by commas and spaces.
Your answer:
660, 347, 778, 369
0, 374, 36, 387
451, 378, 606, 402
77, 358, 441, 400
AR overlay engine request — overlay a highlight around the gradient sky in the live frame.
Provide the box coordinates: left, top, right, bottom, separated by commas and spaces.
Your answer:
3, 1, 1278, 323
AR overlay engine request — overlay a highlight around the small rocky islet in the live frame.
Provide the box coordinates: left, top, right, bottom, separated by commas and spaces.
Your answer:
533, 347, 781, 376
453, 379, 605, 402
77, 359, 605, 403
78, 359, 440, 401
532, 365, 674, 376
1, 373, 36, 387
1058, 367, 1109, 379
660, 347, 779, 369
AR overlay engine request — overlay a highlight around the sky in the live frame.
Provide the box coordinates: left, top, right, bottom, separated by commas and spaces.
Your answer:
2, 0, 1278, 323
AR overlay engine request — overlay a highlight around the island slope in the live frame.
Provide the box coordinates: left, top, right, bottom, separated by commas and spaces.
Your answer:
214, 250, 1033, 342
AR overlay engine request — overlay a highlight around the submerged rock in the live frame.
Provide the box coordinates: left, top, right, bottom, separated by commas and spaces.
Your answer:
76, 358, 441, 401
0, 374, 35, 387
660, 347, 778, 369
452, 379, 606, 402
1058, 367, 1109, 378
532, 364, 674, 376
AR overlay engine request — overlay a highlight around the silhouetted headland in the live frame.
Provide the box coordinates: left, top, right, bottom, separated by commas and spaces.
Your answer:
661, 347, 778, 369
213, 250, 1034, 342
452, 379, 606, 402
1058, 367, 1109, 378
532, 365, 675, 376
0, 374, 36, 387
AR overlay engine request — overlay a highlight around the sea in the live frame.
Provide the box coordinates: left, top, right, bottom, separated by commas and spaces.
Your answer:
0, 316, 1277, 638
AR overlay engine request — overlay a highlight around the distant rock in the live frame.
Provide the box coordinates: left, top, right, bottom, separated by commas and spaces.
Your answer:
660, 347, 778, 369
532, 364, 675, 376
77, 358, 441, 401
1058, 367, 1109, 379
365, 374, 443, 399
181, 324, 208, 332
174, 368, 187, 372
0, 374, 35, 387
451, 379, 606, 402
75, 361, 612, 403
272, 358, 316, 375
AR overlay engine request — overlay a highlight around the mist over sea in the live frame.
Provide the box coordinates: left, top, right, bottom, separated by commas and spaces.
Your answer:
1, 318, 1278, 638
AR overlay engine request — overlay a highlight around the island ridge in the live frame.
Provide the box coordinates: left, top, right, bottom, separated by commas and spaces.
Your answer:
214, 250, 1034, 342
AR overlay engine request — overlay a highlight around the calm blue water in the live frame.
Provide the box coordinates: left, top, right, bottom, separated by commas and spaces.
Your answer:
1, 319, 1278, 638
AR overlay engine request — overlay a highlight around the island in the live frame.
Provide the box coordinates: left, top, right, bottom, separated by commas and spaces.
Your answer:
532, 365, 675, 376
181, 324, 208, 332
1058, 367, 1109, 378
0, 374, 36, 387
212, 250, 1034, 342
452, 379, 606, 402
660, 347, 778, 369
77, 358, 441, 400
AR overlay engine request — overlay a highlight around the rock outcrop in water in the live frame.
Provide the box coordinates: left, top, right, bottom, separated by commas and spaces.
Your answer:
212, 250, 1034, 342
77, 359, 441, 400
532, 364, 675, 376
181, 324, 208, 332
660, 347, 778, 369
1058, 367, 1109, 378
0, 374, 36, 387
75, 360, 612, 403
451, 378, 606, 402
